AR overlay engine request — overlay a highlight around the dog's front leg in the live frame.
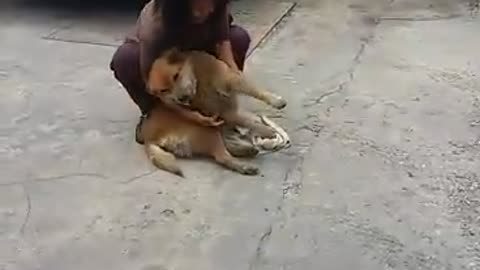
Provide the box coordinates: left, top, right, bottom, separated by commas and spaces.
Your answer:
228, 74, 287, 110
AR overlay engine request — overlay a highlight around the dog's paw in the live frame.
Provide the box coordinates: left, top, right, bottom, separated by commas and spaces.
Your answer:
172, 168, 185, 178
157, 163, 184, 178
239, 164, 260, 176
255, 126, 277, 139
271, 96, 287, 110
225, 160, 260, 175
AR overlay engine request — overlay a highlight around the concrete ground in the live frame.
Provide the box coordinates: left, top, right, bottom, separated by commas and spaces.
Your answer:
1, 0, 480, 269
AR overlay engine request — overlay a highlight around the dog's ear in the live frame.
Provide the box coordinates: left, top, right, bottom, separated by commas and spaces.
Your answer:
166, 48, 187, 64
147, 58, 172, 93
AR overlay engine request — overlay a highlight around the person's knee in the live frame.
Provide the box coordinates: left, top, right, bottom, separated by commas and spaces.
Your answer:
110, 43, 140, 83
230, 26, 251, 55
229, 26, 251, 70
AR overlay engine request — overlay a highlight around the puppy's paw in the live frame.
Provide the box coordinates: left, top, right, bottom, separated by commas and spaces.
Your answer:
271, 96, 287, 110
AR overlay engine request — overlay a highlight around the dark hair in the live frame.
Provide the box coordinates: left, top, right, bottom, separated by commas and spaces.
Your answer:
159, 0, 228, 38
160, 0, 190, 30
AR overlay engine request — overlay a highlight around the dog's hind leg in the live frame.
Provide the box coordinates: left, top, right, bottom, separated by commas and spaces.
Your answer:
228, 74, 287, 109
214, 149, 259, 175
208, 133, 259, 175
145, 143, 184, 177
222, 126, 259, 158
224, 137, 259, 158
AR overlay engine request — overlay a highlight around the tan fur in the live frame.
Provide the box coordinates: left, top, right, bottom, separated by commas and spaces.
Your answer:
141, 103, 259, 177
148, 49, 287, 138
142, 48, 287, 177
147, 51, 185, 95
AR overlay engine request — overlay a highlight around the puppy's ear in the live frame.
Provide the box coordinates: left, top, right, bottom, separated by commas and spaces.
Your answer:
166, 48, 187, 64
147, 58, 172, 92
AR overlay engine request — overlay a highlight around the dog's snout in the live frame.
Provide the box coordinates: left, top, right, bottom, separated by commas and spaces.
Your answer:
178, 94, 191, 104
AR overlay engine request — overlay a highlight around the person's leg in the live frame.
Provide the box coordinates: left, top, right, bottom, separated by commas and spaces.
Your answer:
110, 41, 156, 115
220, 25, 258, 156
110, 41, 156, 144
229, 25, 251, 71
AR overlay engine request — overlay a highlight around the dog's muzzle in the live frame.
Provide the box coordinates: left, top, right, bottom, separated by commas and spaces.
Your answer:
176, 94, 192, 106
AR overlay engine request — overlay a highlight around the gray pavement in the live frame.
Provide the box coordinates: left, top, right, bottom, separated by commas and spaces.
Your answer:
1, 0, 480, 269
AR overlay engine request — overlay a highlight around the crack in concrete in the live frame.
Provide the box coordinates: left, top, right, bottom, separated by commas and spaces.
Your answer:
0, 172, 108, 187
122, 170, 157, 184
282, 154, 306, 199
20, 184, 31, 235
379, 14, 464, 22
32, 173, 108, 183
246, 146, 310, 270
304, 86, 346, 107
249, 225, 273, 270
246, 9, 387, 270
247, 3, 406, 269
246, 151, 306, 270
304, 26, 376, 108
248, 2, 298, 58
295, 123, 324, 136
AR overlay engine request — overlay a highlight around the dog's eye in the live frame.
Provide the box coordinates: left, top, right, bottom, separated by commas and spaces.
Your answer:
153, 88, 169, 94
173, 73, 179, 81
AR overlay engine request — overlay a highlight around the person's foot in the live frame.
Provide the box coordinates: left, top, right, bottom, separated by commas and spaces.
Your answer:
135, 114, 146, 145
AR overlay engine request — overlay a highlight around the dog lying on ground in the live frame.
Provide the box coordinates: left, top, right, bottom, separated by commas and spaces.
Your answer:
140, 48, 287, 177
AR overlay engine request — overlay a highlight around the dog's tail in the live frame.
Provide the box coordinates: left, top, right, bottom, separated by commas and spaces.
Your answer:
145, 143, 184, 177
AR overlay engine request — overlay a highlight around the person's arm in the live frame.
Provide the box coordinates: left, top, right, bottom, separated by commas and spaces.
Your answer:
162, 100, 224, 127
216, 40, 240, 72
214, 3, 240, 72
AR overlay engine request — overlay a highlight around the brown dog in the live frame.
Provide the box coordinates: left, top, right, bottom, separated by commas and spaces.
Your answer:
141, 102, 259, 177
141, 48, 287, 177
147, 48, 287, 138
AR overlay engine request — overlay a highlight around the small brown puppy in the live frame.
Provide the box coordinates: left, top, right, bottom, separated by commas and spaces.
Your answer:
147, 48, 287, 138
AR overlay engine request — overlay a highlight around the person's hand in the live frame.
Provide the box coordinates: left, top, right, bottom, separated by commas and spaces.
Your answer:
231, 68, 242, 76
193, 112, 224, 127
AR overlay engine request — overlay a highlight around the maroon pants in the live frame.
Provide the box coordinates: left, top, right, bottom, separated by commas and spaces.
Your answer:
110, 25, 251, 114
